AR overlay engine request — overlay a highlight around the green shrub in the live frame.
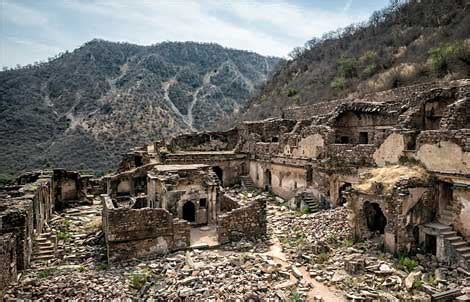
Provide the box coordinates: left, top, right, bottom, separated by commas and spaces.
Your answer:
337, 56, 358, 78
330, 77, 346, 90
412, 279, 424, 290
0, 173, 14, 186
399, 256, 418, 272
287, 88, 298, 97
428, 42, 464, 76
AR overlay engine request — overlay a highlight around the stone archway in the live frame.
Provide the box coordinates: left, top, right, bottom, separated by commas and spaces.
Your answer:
182, 201, 196, 223
363, 202, 387, 234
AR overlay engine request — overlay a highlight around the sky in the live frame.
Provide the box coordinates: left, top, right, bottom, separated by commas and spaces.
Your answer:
1, 0, 389, 68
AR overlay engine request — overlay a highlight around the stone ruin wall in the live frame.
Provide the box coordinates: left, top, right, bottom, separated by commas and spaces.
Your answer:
0, 233, 16, 291
416, 129, 470, 175
217, 198, 267, 244
0, 170, 100, 290
102, 195, 190, 263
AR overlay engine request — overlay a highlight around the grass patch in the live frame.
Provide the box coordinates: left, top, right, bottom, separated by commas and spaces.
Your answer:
129, 269, 152, 289
38, 268, 56, 279
315, 252, 330, 264
290, 289, 304, 302
57, 231, 72, 242
97, 263, 108, 271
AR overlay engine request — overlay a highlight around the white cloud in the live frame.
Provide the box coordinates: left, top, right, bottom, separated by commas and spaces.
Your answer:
1, 0, 375, 67
1, 0, 49, 26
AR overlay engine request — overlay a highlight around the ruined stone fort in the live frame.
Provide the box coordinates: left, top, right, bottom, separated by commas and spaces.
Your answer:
1, 79, 470, 300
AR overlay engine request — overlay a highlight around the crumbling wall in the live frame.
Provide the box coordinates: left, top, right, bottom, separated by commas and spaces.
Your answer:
416, 130, 470, 175
217, 198, 267, 244
373, 132, 406, 166
327, 144, 377, 167
220, 194, 241, 212
440, 97, 470, 130
0, 199, 33, 270
0, 233, 16, 290
454, 187, 470, 239
102, 196, 190, 263
168, 129, 240, 152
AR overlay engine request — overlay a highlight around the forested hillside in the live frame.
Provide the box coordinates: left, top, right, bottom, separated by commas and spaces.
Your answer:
0, 40, 280, 179
240, 0, 470, 121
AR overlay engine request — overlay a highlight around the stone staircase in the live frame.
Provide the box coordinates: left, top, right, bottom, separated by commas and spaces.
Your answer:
423, 222, 470, 269
302, 192, 321, 213
240, 176, 257, 190
208, 170, 221, 187
31, 231, 57, 268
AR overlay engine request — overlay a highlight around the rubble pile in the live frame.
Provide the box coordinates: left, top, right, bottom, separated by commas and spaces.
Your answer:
268, 202, 470, 301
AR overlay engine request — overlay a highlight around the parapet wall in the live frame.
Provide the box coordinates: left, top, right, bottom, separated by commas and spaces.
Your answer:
217, 198, 267, 244
102, 195, 190, 263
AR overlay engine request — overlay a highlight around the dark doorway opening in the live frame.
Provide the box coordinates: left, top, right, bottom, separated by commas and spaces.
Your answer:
199, 198, 207, 208
424, 234, 437, 255
363, 202, 387, 234
340, 136, 350, 144
264, 169, 272, 191
183, 201, 196, 222
338, 182, 352, 206
213, 166, 223, 186
271, 137, 279, 143
359, 132, 369, 144
135, 155, 143, 167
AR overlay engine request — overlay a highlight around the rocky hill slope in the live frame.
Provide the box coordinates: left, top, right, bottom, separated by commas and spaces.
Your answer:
0, 40, 280, 178
240, 0, 470, 121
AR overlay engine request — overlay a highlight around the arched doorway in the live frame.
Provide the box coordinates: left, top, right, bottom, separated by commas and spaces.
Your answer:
182, 201, 196, 222
363, 202, 387, 234
213, 166, 223, 186
264, 169, 272, 191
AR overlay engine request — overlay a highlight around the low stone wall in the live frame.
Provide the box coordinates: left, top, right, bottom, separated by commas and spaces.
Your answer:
0, 233, 16, 290
217, 198, 267, 244
102, 196, 190, 263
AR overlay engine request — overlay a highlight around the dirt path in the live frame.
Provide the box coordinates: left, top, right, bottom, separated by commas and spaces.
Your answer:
266, 240, 346, 302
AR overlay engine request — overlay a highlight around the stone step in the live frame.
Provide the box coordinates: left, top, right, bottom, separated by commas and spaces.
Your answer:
456, 247, 470, 253
35, 250, 54, 256
424, 222, 452, 231
32, 254, 54, 261
462, 253, 470, 259
441, 231, 457, 238
451, 241, 468, 248
447, 236, 463, 242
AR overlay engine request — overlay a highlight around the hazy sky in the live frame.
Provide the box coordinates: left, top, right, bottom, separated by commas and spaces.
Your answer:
1, 0, 389, 68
